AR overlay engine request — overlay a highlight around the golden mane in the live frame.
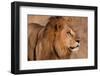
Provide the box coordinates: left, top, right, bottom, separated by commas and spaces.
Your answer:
28, 16, 80, 60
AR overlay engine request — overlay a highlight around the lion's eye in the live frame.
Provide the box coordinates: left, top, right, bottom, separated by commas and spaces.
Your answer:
67, 32, 72, 36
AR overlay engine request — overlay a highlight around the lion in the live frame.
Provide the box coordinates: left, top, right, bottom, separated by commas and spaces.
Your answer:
28, 16, 80, 61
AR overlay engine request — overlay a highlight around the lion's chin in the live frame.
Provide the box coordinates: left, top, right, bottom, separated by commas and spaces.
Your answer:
69, 43, 80, 52
70, 47, 79, 52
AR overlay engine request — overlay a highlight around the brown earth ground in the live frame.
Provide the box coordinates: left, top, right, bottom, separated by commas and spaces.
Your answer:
28, 15, 88, 59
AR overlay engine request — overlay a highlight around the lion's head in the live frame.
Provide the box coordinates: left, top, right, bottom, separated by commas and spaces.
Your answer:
36, 16, 80, 60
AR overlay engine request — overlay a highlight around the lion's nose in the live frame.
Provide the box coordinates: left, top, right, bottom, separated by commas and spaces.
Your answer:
76, 40, 80, 43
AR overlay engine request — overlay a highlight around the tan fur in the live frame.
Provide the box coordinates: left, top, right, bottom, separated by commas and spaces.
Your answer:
28, 16, 80, 61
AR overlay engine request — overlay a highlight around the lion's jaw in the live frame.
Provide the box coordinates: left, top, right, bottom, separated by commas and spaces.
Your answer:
69, 42, 80, 52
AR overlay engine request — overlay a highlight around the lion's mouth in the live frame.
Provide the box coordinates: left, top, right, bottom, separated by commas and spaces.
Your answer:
69, 44, 80, 52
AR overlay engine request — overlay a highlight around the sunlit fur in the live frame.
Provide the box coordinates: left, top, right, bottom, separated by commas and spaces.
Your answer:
28, 16, 80, 61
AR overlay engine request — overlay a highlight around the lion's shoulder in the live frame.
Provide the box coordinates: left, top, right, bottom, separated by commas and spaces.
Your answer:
28, 23, 44, 35
29, 23, 44, 29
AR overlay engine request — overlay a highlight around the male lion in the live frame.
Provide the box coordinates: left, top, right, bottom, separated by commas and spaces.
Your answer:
28, 16, 80, 61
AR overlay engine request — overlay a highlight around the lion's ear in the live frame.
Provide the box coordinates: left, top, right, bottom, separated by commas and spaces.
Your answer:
54, 24, 63, 31
66, 17, 72, 25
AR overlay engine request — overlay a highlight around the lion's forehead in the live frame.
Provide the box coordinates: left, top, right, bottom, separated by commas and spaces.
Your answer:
59, 28, 76, 40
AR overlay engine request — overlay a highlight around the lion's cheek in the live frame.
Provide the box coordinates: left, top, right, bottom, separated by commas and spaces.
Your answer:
60, 32, 69, 47
54, 41, 71, 59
